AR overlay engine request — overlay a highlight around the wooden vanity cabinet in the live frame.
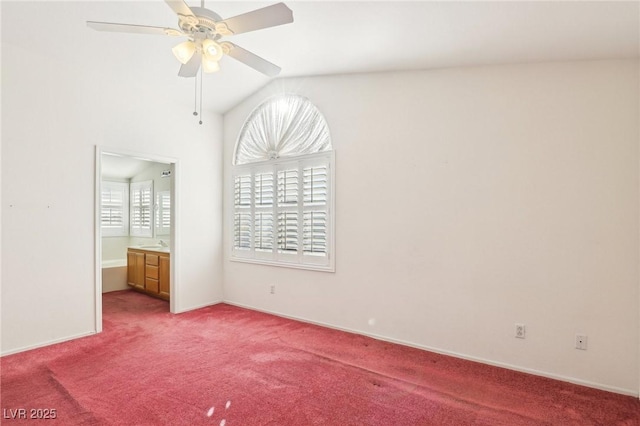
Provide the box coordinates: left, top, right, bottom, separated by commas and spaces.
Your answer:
127, 248, 170, 301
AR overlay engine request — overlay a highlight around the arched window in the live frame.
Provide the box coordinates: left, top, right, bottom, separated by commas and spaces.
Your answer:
234, 94, 332, 165
231, 95, 334, 271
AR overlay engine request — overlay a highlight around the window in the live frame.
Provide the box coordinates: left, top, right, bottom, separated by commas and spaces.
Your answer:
130, 180, 153, 237
101, 181, 129, 237
156, 190, 171, 236
232, 152, 333, 270
231, 94, 334, 271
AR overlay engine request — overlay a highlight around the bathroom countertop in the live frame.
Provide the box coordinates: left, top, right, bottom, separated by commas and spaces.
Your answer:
128, 245, 170, 253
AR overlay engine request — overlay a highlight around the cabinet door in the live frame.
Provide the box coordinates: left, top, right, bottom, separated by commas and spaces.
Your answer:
145, 278, 159, 294
134, 253, 145, 289
128, 251, 145, 289
159, 255, 170, 300
127, 251, 136, 287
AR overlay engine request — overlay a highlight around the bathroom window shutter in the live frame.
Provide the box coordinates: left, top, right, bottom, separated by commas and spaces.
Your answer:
101, 181, 129, 237
155, 191, 171, 236
130, 180, 153, 237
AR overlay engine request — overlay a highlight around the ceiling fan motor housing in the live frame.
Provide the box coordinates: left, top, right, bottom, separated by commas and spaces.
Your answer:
178, 7, 229, 40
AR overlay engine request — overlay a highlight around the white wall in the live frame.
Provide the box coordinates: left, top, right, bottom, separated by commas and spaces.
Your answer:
1, 2, 223, 354
223, 60, 639, 394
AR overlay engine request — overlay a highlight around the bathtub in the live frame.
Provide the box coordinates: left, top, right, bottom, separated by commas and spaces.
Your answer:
102, 259, 129, 293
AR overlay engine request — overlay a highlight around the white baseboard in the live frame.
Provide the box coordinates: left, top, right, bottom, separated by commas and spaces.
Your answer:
1, 331, 97, 357
1, 299, 223, 355
173, 299, 224, 314
223, 300, 638, 398
4, 299, 636, 398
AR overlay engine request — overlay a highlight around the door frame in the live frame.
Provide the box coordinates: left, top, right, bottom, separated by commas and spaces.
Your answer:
94, 146, 180, 332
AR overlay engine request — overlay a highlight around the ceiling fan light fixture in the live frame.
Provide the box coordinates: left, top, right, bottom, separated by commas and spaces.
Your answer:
202, 57, 220, 73
172, 40, 196, 64
202, 39, 224, 62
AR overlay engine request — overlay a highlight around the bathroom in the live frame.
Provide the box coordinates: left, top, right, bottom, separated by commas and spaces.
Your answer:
100, 152, 173, 298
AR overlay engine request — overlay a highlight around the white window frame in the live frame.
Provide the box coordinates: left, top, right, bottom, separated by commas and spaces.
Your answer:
101, 181, 129, 237
130, 180, 153, 237
231, 151, 335, 272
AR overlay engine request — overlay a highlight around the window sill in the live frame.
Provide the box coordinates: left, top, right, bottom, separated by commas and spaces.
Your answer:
230, 256, 335, 273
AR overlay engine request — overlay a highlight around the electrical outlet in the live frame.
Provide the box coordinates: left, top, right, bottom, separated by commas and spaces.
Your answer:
270, 285, 275, 295
515, 323, 526, 339
575, 334, 588, 350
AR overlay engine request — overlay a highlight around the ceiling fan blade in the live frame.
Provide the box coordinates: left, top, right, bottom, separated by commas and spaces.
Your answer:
165, 0, 196, 18
224, 43, 281, 77
219, 3, 293, 35
178, 53, 202, 78
87, 21, 182, 36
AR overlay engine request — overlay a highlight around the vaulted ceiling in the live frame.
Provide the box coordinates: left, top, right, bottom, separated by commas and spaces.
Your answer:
3, 1, 638, 114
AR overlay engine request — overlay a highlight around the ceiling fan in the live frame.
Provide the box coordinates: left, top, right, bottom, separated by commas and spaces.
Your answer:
87, 0, 293, 78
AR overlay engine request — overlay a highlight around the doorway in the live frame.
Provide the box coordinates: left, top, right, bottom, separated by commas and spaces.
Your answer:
94, 146, 179, 332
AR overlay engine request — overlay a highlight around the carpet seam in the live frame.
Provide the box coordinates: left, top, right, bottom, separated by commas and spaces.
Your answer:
282, 344, 557, 425
45, 366, 101, 423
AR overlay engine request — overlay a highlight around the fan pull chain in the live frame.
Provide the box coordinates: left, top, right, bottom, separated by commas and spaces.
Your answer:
199, 69, 203, 125
193, 74, 198, 117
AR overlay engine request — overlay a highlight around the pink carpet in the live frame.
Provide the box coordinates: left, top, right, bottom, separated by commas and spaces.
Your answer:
1, 290, 638, 425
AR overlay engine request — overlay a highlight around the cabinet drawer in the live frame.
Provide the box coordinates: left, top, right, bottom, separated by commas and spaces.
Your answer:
145, 278, 159, 293
146, 254, 159, 266
146, 265, 159, 280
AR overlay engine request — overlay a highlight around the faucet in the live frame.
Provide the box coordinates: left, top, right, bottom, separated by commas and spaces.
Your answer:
158, 240, 168, 247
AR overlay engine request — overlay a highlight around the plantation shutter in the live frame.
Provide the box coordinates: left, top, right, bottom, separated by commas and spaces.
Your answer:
101, 181, 129, 237
130, 180, 153, 237
277, 169, 299, 257
234, 213, 252, 251
231, 152, 333, 270
277, 212, 298, 253
254, 172, 274, 253
303, 164, 328, 261
234, 175, 252, 252
155, 191, 171, 236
